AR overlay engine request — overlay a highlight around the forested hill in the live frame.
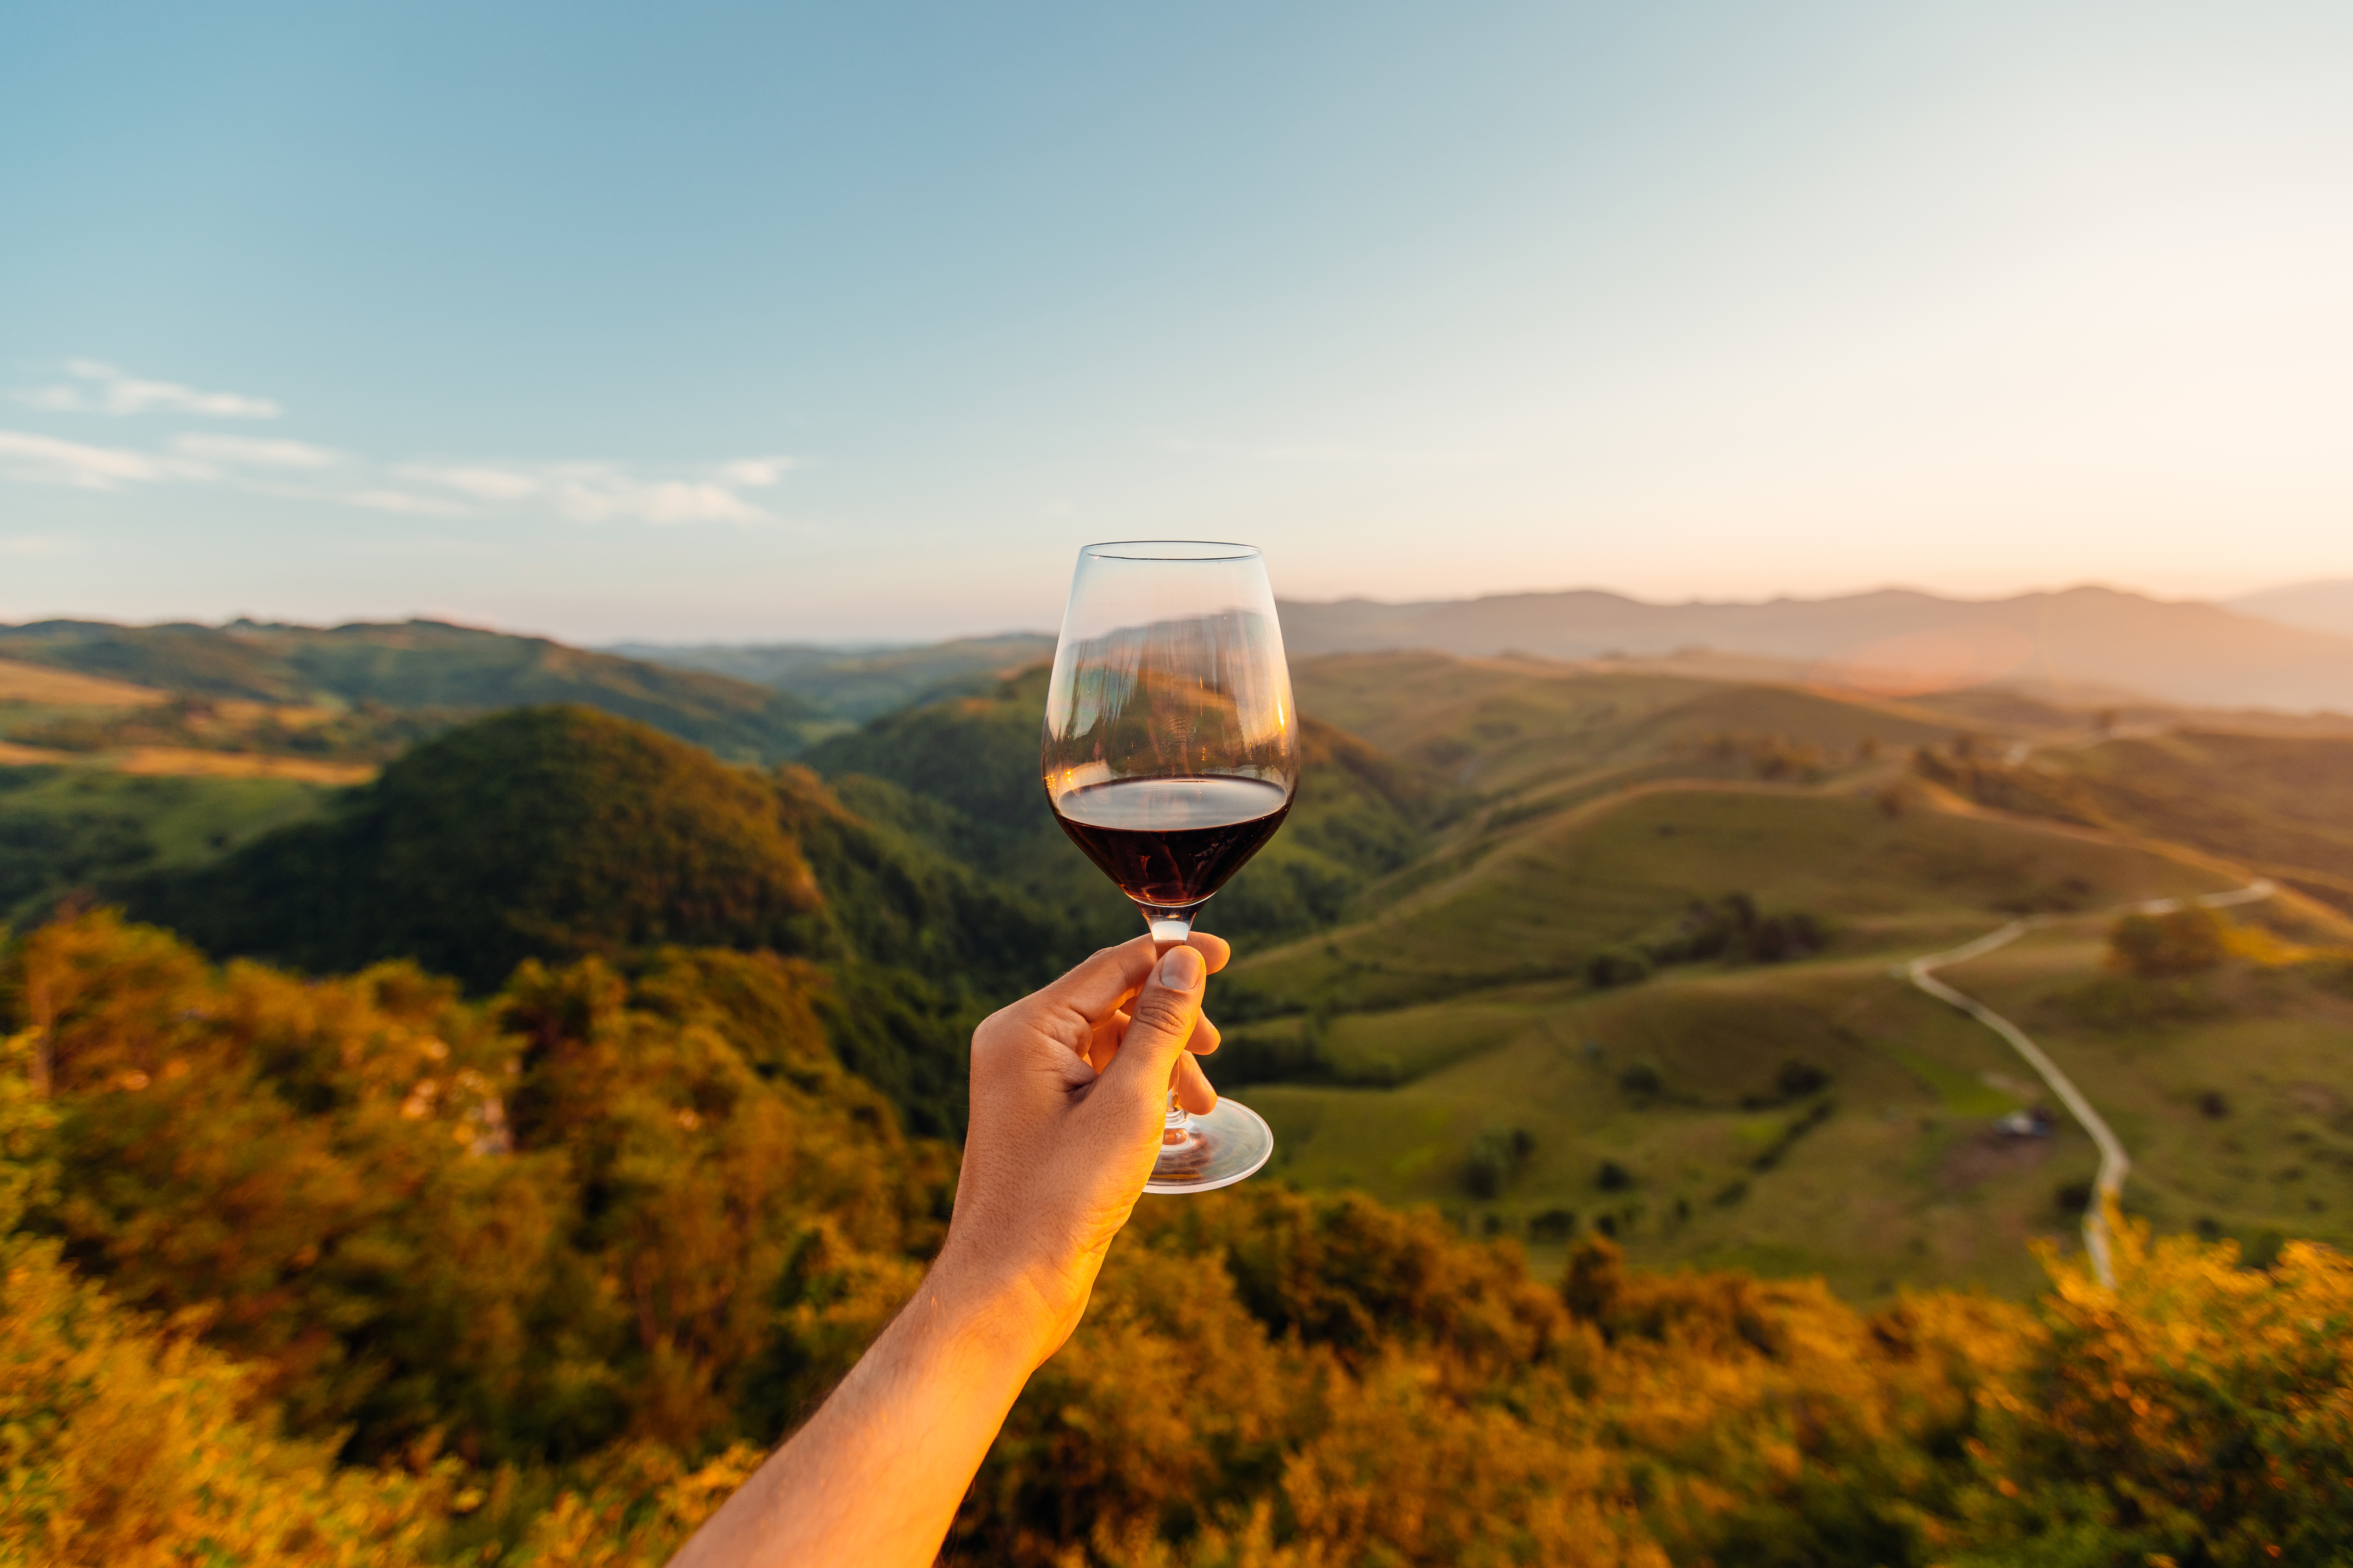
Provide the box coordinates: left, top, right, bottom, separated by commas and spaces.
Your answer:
111, 704, 1083, 1136
0, 618, 831, 761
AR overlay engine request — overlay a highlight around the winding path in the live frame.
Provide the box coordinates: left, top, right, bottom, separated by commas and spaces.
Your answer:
1897, 880, 2274, 1287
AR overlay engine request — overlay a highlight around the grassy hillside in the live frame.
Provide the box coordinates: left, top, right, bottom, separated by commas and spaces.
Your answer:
1290, 650, 1958, 805
0, 618, 833, 761
1921, 729, 2353, 910
1157, 654, 2353, 1299
0, 765, 337, 924
1218, 784, 2294, 1300
1222, 786, 2216, 1016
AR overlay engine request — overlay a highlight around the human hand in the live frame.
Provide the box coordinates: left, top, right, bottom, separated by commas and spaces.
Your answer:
664, 935, 1231, 1568
932, 932, 1229, 1372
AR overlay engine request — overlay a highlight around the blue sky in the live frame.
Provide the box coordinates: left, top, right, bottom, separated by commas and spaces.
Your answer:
4, 1, 2351, 642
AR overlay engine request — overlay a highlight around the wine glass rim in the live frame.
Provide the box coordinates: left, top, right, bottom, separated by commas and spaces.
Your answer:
1081, 539, 1261, 562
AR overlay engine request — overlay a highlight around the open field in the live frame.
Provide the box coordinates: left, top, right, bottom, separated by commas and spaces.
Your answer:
0, 765, 342, 923
1931, 925, 2353, 1250
0, 656, 169, 707
106, 746, 376, 783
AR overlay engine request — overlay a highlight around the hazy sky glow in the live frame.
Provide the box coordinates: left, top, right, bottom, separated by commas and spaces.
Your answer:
4, 1, 2351, 641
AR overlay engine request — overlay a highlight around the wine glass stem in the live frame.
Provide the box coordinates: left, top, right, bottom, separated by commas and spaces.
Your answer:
1142, 906, 1195, 1132
1145, 914, 1194, 950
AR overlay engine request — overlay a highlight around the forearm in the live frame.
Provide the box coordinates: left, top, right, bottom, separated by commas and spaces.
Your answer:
668, 1262, 1038, 1568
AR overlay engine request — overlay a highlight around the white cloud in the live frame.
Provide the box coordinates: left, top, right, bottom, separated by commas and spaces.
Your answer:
19, 359, 282, 419
172, 433, 341, 469
718, 455, 798, 487
555, 476, 767, 525
401, 464, 546, 501
0, 367, 795, 528
341, 488, 471, 516
0, 429, 195, 489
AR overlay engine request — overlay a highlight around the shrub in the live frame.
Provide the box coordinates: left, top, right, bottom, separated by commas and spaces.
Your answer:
1585, 945, 1652, 989
1467, 1127, 1535, 1199
1528, 1208, 1578, 1242
1745, 910, 1827, 962
1775, 1059, 1830, 1098
1617, 1062, 1664, 1101
2107, 905, 2228, 978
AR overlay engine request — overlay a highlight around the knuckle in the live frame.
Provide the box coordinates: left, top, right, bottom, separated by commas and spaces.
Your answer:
1128, 992, 1192, 1039
971, 1009, 1021, 1060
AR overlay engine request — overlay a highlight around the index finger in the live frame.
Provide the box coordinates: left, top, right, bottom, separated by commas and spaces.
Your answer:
1036, 930, 1231, 1025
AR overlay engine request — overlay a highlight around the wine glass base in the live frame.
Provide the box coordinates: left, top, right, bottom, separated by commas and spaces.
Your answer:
1142, 1097, 1274, 1195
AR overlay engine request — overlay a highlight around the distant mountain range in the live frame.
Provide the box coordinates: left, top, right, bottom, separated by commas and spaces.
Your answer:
618, 582, 2353, 716
2228, 579, 2353, 642
1272, 585, 2353, 713
16, 581, 2353, 759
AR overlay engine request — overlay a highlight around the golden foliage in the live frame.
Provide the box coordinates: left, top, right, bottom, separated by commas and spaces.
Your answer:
0, 1031, 444, 1566
4, 915, 2352, 1567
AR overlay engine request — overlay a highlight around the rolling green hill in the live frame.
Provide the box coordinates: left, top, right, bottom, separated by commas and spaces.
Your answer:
1920, 728, 2353, 911
1193, 655, 2353, 1297
1289, 649, 1958, 797
0, 618, 833, 761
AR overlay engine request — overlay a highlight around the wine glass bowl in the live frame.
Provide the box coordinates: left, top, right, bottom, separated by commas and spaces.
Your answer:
1042, 540, 1296, 1193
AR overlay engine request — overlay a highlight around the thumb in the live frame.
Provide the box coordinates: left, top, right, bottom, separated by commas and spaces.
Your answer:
1099, 943, 1206, 1103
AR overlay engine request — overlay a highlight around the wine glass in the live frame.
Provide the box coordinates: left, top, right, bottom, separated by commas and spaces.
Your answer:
1042, 540, 1297, 1193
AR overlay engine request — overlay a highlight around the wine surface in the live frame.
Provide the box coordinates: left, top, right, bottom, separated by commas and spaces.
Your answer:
1050, 775, 1291, 910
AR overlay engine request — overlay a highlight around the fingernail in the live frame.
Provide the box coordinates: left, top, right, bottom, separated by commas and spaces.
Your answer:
1158, 945, 1205, 989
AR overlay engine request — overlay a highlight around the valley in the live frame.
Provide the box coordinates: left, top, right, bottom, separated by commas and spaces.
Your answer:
6, 619, 2353, 1307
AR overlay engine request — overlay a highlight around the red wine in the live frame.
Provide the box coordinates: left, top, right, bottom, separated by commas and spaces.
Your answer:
1050, 775, 1291, 910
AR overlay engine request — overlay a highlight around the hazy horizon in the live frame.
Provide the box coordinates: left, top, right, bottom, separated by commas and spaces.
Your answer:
5, 575, 2341, 653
